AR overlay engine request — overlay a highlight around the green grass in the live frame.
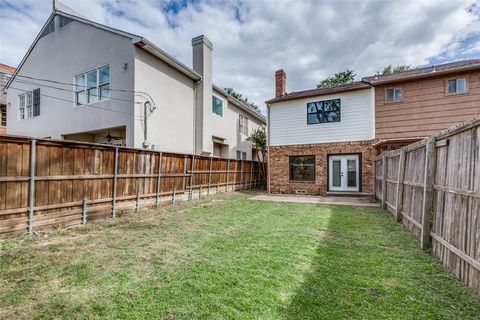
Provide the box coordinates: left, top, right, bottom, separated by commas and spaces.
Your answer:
1, 192, 479, 319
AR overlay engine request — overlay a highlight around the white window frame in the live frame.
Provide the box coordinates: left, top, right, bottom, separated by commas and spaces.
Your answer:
212, 95, 224, 117
239, 115, 249, 136
74, 65, 110, 107
386, 88, 402, 102
447, 78, 467, 94
18, 91, 33, 120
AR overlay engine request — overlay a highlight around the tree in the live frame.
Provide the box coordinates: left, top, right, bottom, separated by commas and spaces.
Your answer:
317, 69, 356, 88
378, 65, 411, 75
223, 87, 260, 111
247, 127, 267, 184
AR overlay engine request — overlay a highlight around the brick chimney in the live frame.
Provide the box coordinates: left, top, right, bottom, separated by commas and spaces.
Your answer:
275, 69, 286, 98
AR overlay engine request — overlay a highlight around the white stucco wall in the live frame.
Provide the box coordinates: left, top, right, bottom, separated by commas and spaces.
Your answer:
269, 88, 375, 146
6, 17, 136, 144
209, 89, 265, 160
134, 48, 196, 154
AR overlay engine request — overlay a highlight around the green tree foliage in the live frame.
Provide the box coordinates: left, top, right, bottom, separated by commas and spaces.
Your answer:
223, 87, 260, 111
379, 65, 411, 75
317, 70, 356, 88
247, 127, 267, 181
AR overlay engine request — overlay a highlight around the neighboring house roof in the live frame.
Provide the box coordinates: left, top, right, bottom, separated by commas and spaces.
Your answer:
0, 64, 16, 74
213, 85, 266, 123
362, 59, 480, 85
4, 1, 267, 122
266, 81, 371, 104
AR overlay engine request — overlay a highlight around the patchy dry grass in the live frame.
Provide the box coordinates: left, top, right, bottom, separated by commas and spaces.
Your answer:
1, 192, 479, 319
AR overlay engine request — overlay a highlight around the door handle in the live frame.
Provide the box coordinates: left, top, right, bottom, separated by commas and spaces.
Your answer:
341, 172, 344, 177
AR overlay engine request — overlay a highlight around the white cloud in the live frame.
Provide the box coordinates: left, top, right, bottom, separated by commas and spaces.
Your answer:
0, 0, 478, 113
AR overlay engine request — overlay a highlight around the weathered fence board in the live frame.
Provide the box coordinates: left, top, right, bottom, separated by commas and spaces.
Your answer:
374, 116, 480, 294
0, 136, 264, 239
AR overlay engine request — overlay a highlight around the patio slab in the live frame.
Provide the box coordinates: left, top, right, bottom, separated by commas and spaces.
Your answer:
250, 194, 380, 207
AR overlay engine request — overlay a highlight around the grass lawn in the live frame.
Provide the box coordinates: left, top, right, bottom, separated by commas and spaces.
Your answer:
1, 192, 479, 319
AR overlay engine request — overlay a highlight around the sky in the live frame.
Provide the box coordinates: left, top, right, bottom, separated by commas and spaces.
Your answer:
1, 0, 480, 114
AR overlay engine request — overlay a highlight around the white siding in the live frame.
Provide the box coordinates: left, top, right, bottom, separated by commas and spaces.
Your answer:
269, 88, 374, 146
208, 89, 264, 160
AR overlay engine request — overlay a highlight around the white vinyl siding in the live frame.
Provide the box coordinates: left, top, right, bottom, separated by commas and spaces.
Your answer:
269, 88, 374, 146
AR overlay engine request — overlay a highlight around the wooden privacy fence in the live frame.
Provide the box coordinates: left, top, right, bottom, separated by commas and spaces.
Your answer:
375, 116, 480, 294
0, 135, 264, 239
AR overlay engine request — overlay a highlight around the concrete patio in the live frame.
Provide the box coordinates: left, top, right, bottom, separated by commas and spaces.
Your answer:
250, 194, 379, 207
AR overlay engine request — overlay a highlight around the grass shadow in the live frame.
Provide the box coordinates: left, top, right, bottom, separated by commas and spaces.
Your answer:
281, 205, 480, 320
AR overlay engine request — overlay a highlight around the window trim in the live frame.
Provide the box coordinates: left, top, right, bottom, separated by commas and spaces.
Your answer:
445, 77, 468, 96
306, 99, 341, 125
385, 87, 403, 103
289, 155, 316, 183
73, 64, 110, 107
212, 94, 224, 118
18, 90, 39, 120
239, 114, 249, 136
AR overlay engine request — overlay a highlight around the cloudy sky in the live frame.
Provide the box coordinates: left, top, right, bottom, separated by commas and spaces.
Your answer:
1, 0, 480, 113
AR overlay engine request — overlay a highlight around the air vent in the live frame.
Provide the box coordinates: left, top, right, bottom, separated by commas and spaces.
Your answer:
295, 189, 307, 195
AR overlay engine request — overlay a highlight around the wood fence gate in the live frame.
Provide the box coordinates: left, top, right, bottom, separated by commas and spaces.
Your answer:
0, 136, 264, 239
374, 116, 480, 294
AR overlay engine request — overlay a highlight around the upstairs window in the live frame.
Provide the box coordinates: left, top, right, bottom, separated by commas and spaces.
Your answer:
40, 20, 55, 38
75, 65, 110, 106
18, 89, 40, 120
386, 88, 402, 102
289, 155, 315, 182
59, 16, 73, 28
239, 115, 248, 135
212, 95, 223, 117
307, 99, 341, 124
447, 78, 466, 94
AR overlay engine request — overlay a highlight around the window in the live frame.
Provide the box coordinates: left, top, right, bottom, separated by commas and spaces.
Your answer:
447, 78, 466, 94
236, 150, 247, 160
0, 104, 6, 127
212, 95, 223, 117
289, 156, 315, 182
386, 88, 402, 102
75, 65, 110, 106
307, 99, 341, 125
239, 115, 248, 135
40, 20, 55, 38
18, 89, 40, 120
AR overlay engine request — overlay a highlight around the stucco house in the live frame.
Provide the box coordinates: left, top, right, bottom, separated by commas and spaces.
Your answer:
266, 60, 480, 195
0, 63, 16, 134
4, 1, 265, 160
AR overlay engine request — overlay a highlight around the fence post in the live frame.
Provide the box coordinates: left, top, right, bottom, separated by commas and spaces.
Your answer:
240, 160, 244, 190
256, 162, 260, 189
82, 198, 87, 225
421, 137, 436, 250
395, 149, 406, 222
199, 184, 202, 198
172, 186, 176, 204
189, 155, 195, 200
156, 152, 163, 205
381, 154, 387, 210
226, 159, 230, 192
182, 155, 187, 195
27, 139, 36, 235
112, 147, 119, 218
208, 157, 213, 196
135, 193, 140, 213
249, 161, 253, 189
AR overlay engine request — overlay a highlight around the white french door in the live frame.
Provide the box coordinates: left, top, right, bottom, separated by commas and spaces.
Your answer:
328, 155, 360, 192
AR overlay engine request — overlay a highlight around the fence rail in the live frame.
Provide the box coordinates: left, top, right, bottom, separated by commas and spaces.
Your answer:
0, 135, 264, 239
374, 116, 480, 294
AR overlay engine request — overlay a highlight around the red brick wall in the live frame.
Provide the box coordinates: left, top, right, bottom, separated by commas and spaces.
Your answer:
268, 140, 375, 195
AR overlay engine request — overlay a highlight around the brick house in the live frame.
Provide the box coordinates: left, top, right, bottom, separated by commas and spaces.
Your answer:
0, 63, 16, 134
266, 60, 480, 195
